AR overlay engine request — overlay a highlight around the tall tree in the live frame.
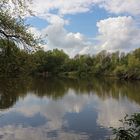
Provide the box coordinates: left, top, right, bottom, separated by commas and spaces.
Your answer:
0, 0, 39, 52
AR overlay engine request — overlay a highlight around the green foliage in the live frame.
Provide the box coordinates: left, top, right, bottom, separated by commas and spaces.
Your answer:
111, 113, 140, 140
114, 65, 127, 78
0, 0, 39, 52
114, 51, 140, 80
33, 49, 69, 75
31, 47, 140, 79
0, 39, 33, 77
0, 39, 140, 78
0, 11, 39, 52
0, 0, 39, 77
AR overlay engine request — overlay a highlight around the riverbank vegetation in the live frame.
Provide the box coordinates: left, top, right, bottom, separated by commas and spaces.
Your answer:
111, 112, 140, 140
31, 48, 140, 80
1, 42, 140, 80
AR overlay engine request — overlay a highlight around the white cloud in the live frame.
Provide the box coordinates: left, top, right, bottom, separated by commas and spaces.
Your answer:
96, 16, 140, 52
46, 24, 84, 48
29, 14, 93, 57
28, 1, 140, 56
98, 0, 140, 16
29, 15, 140, 56
31, 0, 97, 16
30, 0, 140, 16
45, 24, 95, 56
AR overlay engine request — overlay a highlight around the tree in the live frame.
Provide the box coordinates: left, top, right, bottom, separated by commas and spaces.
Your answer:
0, 0, 39, 52
133, 48, 140, 60
0, 39, 33, 77
0, 0, 40, 77
33, 49, 69, 75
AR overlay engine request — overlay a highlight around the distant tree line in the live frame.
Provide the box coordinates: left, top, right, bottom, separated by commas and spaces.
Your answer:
0, 39, 140, 80
27, 49, 140, 80
31, 47, 140, 80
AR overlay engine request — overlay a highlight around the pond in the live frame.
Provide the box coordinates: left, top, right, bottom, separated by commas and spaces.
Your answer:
0, 77, 140, 140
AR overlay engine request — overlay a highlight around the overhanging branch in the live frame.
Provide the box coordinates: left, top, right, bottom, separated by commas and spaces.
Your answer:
0, 29, 20, 39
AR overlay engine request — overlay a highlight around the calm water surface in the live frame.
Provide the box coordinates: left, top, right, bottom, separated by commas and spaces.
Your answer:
0, 77, 140, 140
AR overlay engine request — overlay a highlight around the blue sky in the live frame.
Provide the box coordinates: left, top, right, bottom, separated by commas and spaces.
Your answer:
27, 6, 109, 37
64, 7, 110, 37
26, 17, 48, 30
27, 0, 140, 56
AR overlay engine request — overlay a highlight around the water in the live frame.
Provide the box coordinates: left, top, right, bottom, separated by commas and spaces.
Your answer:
0, 77, 140, 140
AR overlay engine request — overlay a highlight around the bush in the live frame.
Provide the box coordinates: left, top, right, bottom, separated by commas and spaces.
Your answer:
111, 113, 140, 140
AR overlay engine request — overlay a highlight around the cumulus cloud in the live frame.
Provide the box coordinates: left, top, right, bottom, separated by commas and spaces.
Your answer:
30, 0, 140, 16
30, 0, 97, 16
96, 16, 140, 52
45, 24, 87, 55
29, 15, 140, 56
28, 1, 140, 56
29, 14, 94, 56
98, 0, 140, 16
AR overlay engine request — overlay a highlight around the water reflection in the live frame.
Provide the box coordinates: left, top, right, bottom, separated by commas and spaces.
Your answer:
0, 77, 140, 140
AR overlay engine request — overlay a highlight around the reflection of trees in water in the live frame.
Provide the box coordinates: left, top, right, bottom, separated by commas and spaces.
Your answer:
92, 78, 140, 104
31, 77, 94, 98
0, 77, 31, 109
0, 77, 140, 110
31, 77, 68, 99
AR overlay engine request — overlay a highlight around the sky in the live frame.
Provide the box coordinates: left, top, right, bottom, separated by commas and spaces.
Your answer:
26, 0, 140, 57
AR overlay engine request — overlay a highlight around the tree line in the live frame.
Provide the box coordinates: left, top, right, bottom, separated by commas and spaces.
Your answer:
0, 39, 140, 80
32, 47, 140, 80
